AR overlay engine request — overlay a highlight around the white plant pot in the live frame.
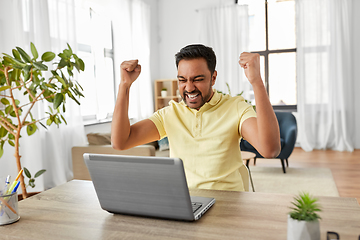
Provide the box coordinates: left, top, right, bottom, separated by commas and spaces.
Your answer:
287, 215, 320, 240
161, 90, 167, 97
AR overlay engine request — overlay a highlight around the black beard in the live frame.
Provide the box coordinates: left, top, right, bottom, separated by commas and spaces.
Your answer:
182, 89, 212, 109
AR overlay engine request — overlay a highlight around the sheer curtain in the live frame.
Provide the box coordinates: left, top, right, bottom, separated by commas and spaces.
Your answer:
198, 5, 250, 98
0, 0, 87, 192
112, 0, 153, 122
296, 0, 354, 151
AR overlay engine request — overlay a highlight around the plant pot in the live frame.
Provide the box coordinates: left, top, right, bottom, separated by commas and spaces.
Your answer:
18, 192, 40, 201
287, 215, 320, 240
161, 90, 167, 97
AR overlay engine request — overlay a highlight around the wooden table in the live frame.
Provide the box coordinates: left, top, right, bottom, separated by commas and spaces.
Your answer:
1, 180, 359, 240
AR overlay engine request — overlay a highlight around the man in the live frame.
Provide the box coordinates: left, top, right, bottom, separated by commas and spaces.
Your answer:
111, 44, 280, 191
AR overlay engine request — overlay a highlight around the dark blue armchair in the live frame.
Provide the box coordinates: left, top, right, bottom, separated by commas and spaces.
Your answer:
240, 111, 297, 173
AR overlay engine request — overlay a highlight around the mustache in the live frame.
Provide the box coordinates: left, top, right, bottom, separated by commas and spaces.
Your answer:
183, 90, 201, 95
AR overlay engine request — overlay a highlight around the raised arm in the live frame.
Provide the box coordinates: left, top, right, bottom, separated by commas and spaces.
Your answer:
111, 60, 160, 150
239, 53, 281, 158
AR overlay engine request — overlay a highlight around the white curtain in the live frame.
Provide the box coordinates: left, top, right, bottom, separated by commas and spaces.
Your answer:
112, 0, 153, 121
0, 0, 87, 192
198, 5, 250, 98
296, 0, 354, 151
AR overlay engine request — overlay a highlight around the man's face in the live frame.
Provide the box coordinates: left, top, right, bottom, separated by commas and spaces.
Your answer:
177, 58, 217, 110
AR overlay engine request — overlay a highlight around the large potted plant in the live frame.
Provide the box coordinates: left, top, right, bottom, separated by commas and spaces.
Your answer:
0, 42, 85, 199
287, 192, 322, 240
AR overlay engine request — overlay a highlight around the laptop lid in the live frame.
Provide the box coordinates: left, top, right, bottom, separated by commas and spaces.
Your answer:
83, 153, 215, 221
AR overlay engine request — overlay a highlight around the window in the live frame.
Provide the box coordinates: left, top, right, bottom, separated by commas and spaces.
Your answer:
75, 5, 116, 121
239, 0, 297, 111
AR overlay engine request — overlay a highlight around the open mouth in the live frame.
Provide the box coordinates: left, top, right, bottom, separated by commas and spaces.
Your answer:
186, 93, 200, 100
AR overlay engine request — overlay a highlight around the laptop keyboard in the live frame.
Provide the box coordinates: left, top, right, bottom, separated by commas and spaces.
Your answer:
192, 202, 203, 213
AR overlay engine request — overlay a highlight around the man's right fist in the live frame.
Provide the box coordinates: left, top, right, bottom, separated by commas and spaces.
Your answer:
120, 59, 141, 86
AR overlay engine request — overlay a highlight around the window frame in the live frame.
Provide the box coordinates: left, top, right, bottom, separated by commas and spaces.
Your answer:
76, 7, 117, 124
248, 0, 297, 112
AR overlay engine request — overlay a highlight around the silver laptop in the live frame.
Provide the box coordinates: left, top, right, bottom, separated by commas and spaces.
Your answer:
83, 153, 215, 221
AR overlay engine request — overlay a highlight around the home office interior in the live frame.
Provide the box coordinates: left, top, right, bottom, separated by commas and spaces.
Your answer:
0, 0, 359, 238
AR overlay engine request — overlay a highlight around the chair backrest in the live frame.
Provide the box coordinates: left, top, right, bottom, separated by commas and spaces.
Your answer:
274, 111, 297, 139
239, 164, 250, 192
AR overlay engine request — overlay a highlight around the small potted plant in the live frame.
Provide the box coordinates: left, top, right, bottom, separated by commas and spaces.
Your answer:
161, 88, 167, 97
287, 192, 322, 240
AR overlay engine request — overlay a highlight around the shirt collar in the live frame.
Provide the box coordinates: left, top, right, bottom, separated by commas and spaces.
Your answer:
207, 89, 221, 106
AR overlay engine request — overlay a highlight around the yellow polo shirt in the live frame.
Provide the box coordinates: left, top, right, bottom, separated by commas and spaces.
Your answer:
149, 90, 256, 191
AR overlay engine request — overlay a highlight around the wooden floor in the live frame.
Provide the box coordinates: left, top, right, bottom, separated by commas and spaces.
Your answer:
252, 147, 360, 204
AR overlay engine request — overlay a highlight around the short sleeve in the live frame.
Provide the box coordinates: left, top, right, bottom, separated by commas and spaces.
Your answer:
237, 97, 257, 137
148, 107, 168, 139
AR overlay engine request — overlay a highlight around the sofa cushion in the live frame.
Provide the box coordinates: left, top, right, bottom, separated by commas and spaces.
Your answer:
87, 133, 111, 145
87, 132, 160, 149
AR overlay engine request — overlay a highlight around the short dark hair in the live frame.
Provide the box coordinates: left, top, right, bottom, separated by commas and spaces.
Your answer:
175, 44, 216, 75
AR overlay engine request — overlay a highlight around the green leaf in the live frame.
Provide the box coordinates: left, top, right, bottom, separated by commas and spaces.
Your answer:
54, 116, 60, 125
39, 121, 47, 130
5, 105, 12, 114
60, 114, 67, 125
67, 43, 73, 54
0, 76, 6, 85
64, 49, 72, 58
67, 67, 74, 77
73, 88, 84, 98
34, 169, 46, 178
51, 70, 58, 76
30, 42, 38, 59
24, 71, 30, 81
23, 64, 32, 74
26, 123, 37, 136
33, 61, 48, 71
66, 90, 80, 105
0, 147, 3, 158
29, 179, 35, 188
53, 93, 64, 109
24, 167, 31, 178
13, 69, 20, 80
78, 58, 85, 71
46, 118, 52, 126
58, 58, 67, 68
76, 82, 84, 91
3, 56, 27, 68
8, 134, 15, 140
0, 86, 11, 92
29, 112, 35, 121
8, 139, 15, 147
58, 53, 66, 60
41, 51, 56, 62
0, 127, 8, 138
10, 109, 17, 117
289, 192, 322, 221
55, 75, 66, 86
16, 47, 32, 63
12, 49, 21, 60
0, 98, 10, 106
